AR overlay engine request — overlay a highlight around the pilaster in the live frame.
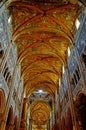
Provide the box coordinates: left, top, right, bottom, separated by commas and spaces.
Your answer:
74, 46, 86, 92
18, 80, 24, 130
0, 41, 13, 75
57, 93, 61, 130
19, 98, 28, 130
65, 65, 79, 130
0, 62, 20, 130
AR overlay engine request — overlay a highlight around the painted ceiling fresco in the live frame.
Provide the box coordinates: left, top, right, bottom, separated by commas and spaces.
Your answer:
8, 0, 82, 127
31, 101, 50, 125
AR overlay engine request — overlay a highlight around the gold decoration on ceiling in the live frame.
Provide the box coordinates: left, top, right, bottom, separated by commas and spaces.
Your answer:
30, 101, 50, 125
8, 0, 81, 96
8, 0, 82, 127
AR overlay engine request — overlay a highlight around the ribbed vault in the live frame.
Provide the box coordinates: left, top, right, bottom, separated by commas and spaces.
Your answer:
30, 101, 51, 125
8, 0, 81, 93
8, 0, 82, 127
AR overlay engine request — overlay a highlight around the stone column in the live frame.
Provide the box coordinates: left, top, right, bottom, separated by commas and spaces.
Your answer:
61, 83, 66, 109
52, 99, 55, 127
54, 90, 58, 124
65, 66, 79, 130
29, 119, 31, 130
0, 62, 20, 130
0, 41, 12, 130
50, 112, 52, 129
29, 119, 32, 130
20, 98, 28, 130
0, 41, 13, 74
49, 119, 50, 130
58, 93, 61, 130
17, 78, 24, 130
47, 119, 50, 130
73, 46, 86, 92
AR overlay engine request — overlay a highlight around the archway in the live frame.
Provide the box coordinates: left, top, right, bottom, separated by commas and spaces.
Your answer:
5, 106, 14, 130
30, 101, 51, 130
75, 93, 86, 130
0, 89, 5, 120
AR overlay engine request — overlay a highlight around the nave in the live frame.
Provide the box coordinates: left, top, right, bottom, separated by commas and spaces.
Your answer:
0, 0, 86, 130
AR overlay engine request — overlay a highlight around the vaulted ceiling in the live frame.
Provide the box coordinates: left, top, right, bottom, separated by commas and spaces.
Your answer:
8, 0, 82, 96
7, 0, 82, 127
30, 101, 50, 125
